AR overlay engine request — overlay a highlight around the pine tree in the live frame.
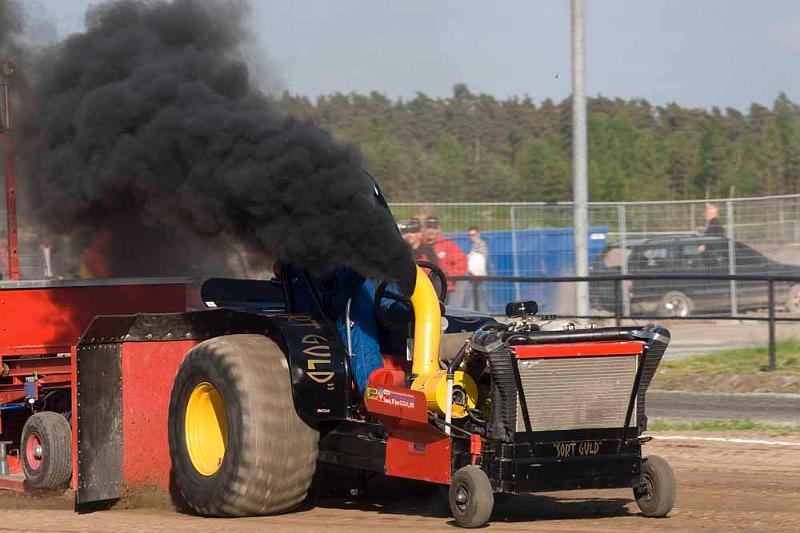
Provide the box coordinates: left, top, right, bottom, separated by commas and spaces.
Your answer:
272, 89, 800, 202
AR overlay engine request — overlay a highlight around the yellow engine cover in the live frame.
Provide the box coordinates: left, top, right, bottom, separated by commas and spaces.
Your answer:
412, 370, 478, 419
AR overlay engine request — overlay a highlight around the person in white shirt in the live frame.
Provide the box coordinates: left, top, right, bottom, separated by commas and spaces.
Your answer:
467, 226, 489, 311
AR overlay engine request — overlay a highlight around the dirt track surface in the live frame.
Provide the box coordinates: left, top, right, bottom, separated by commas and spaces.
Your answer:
1, 431, 798, 532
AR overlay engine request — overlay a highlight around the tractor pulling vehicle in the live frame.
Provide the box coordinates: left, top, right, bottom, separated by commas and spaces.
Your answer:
0, 218, 677, 526
71, 263, 676, 527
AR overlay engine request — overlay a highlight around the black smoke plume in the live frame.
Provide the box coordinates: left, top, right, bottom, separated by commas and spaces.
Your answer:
16, 0, 415, 291
0, 0, 24, 57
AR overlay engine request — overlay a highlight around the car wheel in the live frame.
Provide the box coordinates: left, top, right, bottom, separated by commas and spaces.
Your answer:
786, 284, 800, 314
658, 291, 692, 318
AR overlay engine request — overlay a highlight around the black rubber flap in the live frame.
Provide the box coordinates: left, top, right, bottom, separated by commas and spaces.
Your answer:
76, 343, 123, 505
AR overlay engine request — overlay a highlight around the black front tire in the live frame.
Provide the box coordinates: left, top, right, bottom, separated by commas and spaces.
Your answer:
634, 455, 676, 518
168, 334, 318, 517
21, 411, 72, 490
449, 465, 494, 528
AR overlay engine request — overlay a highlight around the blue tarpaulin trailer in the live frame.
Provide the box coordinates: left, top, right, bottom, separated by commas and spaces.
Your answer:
448, 227, 608, 314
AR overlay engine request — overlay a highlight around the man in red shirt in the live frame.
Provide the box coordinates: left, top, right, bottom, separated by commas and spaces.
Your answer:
423, 215, 469, 307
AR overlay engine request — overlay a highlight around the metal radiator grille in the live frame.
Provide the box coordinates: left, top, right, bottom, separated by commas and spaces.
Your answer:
516, 355, 637, 432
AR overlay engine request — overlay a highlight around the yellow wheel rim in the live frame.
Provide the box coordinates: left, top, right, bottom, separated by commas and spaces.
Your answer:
185, 382, 227, 476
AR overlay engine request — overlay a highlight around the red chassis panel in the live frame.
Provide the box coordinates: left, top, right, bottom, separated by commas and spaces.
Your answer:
121, 340, 197, 488
513, 340, 645, 359
365, 371, 451, 485
385, 426, 451, 485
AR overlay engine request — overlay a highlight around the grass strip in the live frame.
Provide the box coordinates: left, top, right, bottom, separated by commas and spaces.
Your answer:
660, 338, 800, 375
649, 420, 800, 433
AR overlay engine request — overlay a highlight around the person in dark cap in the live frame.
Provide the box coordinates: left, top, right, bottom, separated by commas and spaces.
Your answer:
423, 215, 468, 306
403, 217, 437, 265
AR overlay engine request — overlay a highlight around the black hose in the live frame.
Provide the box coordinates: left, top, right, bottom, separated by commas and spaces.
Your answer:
505, 326, 640, 345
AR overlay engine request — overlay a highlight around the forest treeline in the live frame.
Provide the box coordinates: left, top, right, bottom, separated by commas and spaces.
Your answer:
279, 84, 800, 203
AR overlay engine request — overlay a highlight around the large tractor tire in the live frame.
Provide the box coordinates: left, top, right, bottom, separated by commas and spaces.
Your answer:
20, 411, 72, 490
168, 334, 318, 517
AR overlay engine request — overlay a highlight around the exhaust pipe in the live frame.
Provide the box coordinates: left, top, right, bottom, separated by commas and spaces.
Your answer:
407, 265, 478, 420
409, 265, 441, 379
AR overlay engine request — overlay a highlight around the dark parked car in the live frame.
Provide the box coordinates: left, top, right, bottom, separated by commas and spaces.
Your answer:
590, 235, 800, 317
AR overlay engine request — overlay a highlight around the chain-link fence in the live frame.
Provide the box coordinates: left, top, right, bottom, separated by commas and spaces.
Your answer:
3, 189, 800, 314
392, 194, 800, 316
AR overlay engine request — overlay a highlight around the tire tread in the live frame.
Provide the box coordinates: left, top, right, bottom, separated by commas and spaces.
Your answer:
21, 411, 72, 490
170, 334, 318, 517
635, 455, 676, 518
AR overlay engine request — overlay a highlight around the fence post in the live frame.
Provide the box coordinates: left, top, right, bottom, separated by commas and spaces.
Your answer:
614, 277, 622, 327
768, 279, 777, 371
726, 199, 738, 315
617, 204, 630, 316
510, 205, 521, 301
472, 278, 480, 312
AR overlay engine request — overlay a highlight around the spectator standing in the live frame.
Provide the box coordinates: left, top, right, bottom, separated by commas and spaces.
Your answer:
704, 203, 724, 237
698, 203, 724, 255
467, 226, 489, 311
467, 226, 488, 276
403, 218, 437, 265
424, 215, 468, 307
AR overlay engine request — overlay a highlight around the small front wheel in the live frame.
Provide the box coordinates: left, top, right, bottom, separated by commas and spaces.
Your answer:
449, 465, 494, 528
634, 455, 676, 518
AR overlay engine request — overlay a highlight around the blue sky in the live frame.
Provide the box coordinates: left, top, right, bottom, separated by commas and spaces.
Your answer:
39, 0, 800, 110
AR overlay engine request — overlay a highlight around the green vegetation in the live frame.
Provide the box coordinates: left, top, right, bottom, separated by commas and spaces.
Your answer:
279, 86, 800, 203
649, 420, 800, 433
659, 339, 800, 376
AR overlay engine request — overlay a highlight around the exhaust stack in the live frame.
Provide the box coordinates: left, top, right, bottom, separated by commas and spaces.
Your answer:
407, 265, 477, 418
409, 265, 441, 378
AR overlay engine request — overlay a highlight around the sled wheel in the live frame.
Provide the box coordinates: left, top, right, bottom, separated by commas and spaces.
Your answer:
21, 412, 72, 489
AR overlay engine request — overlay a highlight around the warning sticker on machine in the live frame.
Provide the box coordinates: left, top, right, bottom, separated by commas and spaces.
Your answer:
366, 387, 416, 409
